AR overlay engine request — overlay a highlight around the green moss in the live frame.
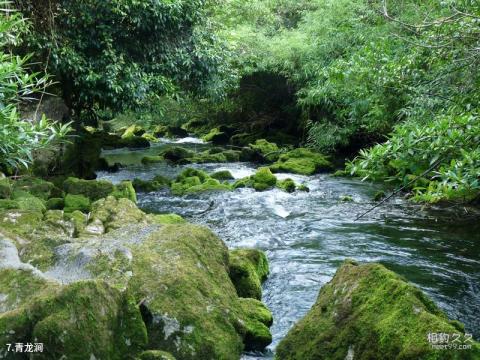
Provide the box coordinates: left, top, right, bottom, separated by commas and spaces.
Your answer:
64, 194, 91, 213
64, 210, 87, 237
0, 280, 148, 359
12, 178, 56, 200
142, 155, 164, 164
142, 133, 158, 142
151, 213, 187, 224
297, 184, 310, 192
251, 167, 277, 191
46, 197, 65, 210
0, 210, 44, 236
122, 124, 145, 139
277, 178, 296, 193
249, 139, 280, 162
340, 195, 353, 202
170, 168, 232, 196
202, 127, 224, 142
374, 190, 386, 201
90, 196, 146, 232
232, 177, 253, 189
223, 150, 241, 162
0, 199, 18, 209
133, 176, 171, 192
238, 298, 273, 351
276, 260, 480, 360
16, 196, 47, 213
138, 350, 177, 360
270, 148, 332, 175
64, 177, 115, 201
229, 249, 269, 300
211, 170, 234, 181
112, 181, 137, 203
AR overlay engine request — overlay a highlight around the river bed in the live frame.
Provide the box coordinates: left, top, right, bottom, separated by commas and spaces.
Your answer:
98, 139, 480, 358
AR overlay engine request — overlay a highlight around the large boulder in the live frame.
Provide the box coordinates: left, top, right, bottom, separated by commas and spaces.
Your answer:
170, 168, 232, 196
276, 260, 480, 360
0, 196, 273, 359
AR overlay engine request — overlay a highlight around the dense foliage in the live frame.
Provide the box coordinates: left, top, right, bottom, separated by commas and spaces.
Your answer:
15, 0, 230, 125
0, 3, 70, 173
211, 0, 480, 203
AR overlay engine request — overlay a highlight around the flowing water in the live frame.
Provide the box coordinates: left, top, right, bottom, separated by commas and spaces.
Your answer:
98, 138, 480, 359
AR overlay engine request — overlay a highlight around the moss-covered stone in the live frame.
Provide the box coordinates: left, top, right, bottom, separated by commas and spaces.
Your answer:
229, 249, 269, 300
138, 350, 177, 360
249, 139, 280, 162
251, 167, 277, 191
0, 280, 148, 359
133, 176, 171, 192
211, 170, 234, 180
16, 195, 47, 213
161, 147, 195, 163
277, 178, 296, 193
90, 196, 147, 232
111, 181, 137, 203
170, 168, 232, 196
374, 190, 387, 201
151, 213, 187, 224
142, 155, 165, 164
64, 210, 88, 237
270, 148, 332, 175
202, 127, 230, 145
340, 195, 354, 202
128, 224, 272, 359
276, 260, 480, 360
46, 197, 65, 210
238, 298, 273, 351
122, 124, 146, 139
12, 178, 56, 200
64, 194, 91, 213
297, 184, 310, 192
64, 177, 115, 201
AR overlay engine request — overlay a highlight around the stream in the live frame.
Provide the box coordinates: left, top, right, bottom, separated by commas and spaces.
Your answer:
98, 138, 480, 359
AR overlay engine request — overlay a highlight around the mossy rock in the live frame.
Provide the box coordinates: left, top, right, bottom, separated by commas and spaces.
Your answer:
229, 249, 269, 300
270, 148, 332, 175
170, 168, 231, 196
133, 176, 171, 192
277, 178, 296, 193
153, 125, 168, 137
142, 133, 158, 142
276, 260, 480, 360
128, 224, 272, 359
16, 195, 47, 213
340, 195, 353, 202
111, 181, 137, 203
223, 150, 241, 162
138, 350, 176, 360
239, 298, 273, 351
122, 124, 145, 139
64, 194, 91, 213
166, 126, 188, 138
211, 170, 234, 181
90, 196, 147, 232
122, 136, 151, 149
0, 280, 147, 359
249, 139, 280, 162
12, 178, 56, 200
161, 146, 195, 163
297, 184, 310, 192
64, 210, 88, 237
64, 177, 115, 201
142, 155, 165, 164
202, 127, 230, 145
251, 167, 277, 191
46, 197, 65, 210
151, 213, 187, 224
374, 190, 387, 201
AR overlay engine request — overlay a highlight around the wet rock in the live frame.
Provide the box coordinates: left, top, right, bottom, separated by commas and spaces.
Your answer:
133, 176, 171, 193
239, 298, 273, 351
170, 168, 231, 196
202, 127, 230, 145
161, 147, 195, 163
251, 167, 277, 191
277, 178, 296, 193
122, 124, 146, 139
229, 249, 269, 300
90, 196, 147, 232
270, 148, 332, 175
211, 170, 234, 181
142, 155, 165, 164
276, 260, 480, 360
